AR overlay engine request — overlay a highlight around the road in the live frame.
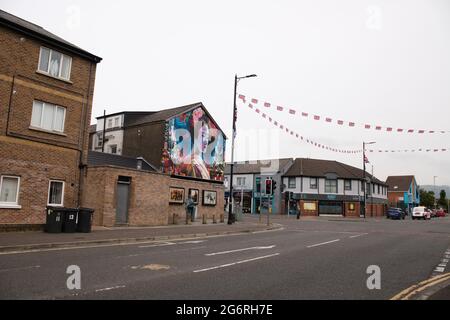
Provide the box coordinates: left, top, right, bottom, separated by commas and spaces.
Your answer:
1, 216, 449, 299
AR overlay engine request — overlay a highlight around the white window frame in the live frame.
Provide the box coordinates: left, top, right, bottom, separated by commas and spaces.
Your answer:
31, 100, 66, 133
344, 179, 352, 191
0, 175, 21, 208
310, 177, 318, 189
288, 177, 296, 188
47, 180, 65, 207
38, 47, 72, 81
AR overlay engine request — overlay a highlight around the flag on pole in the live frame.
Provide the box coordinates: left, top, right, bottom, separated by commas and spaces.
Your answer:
364, 155, 370, 163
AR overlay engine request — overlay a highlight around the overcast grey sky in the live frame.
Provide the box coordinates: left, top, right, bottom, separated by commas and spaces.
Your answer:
2, 0, 449, 185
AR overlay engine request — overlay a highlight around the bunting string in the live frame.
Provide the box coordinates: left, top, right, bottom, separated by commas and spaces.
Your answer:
238, 94, 449, 135
243, 101, 449, 153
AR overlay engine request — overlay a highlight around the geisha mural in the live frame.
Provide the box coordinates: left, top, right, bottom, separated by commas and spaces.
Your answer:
161, 107, 225, 181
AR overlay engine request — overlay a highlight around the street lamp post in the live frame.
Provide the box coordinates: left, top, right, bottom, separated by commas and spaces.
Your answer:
362, 141, 376, 218
228, 74, 257, 225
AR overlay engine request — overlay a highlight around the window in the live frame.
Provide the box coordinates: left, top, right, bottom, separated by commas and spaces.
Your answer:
48, 181, 64, 206
377, 185, 380, 194
256, 177, 261, 193
108, 119, 113, 128
114, 117, 120, 127
0, 176, 20, 206
310, 178, 318, 189
97, 134, 103, 147
325, 179, 338, 193
288, 177, 296, 188
372, 184, 375, 193
349, 203, 355, 211
237, 177, 246, 186
303, 202, 316, 211
110, 145, 117, 154
31, 100, 66, 133
344, 180, 352, 191
38, 47, 72, 81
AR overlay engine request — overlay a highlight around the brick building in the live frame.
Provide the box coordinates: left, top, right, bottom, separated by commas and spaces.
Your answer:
386, 175, 420, 213
85, 103, 226, 226
282, 158, 388, 218
0, 10, 101, 227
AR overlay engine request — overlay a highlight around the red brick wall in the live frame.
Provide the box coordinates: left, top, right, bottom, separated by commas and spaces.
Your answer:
83, 166, 225, 227
344, 202, 360, 218
0, 25, 98, 225
299, 200, 318, 216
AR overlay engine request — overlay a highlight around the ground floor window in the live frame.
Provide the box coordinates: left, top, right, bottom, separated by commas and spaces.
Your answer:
48, 180, 64, 206
318, 201, 343, 215
303, 201, 317, 211
348, 203, 356, 211
0, 176, 20, 206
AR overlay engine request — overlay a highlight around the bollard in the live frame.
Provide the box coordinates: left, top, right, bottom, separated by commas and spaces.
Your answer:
202, 214, 207, 224
186, 213, 191, 225
213, 214, 217, 224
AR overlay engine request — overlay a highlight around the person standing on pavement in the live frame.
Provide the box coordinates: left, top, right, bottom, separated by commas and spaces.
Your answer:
185, 195, 197, 223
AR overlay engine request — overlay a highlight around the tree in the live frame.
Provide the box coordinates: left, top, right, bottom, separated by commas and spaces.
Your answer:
437, 189, 447, 208
419, 189, 435, 208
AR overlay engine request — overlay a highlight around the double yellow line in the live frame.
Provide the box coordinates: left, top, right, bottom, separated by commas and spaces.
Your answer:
390, 272, 450, 300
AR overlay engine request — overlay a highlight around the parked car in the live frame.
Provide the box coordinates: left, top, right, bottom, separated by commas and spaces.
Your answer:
436, 209, 446, 217
430, 209, 437, 218
412, 206, 431, 220
387, 207, 406, 220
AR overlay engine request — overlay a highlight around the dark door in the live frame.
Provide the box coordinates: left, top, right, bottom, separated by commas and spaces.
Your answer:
116, 181, 130, 224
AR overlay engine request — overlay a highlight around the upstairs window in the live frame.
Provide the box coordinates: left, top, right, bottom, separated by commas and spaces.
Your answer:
38, 47, 72, 81
288, 177, 296, 188
325, 179, 338, 193
236, 177, 246, 186
344, 180, 352, 191
31, 100, 66, 133
310, 178, 318, 189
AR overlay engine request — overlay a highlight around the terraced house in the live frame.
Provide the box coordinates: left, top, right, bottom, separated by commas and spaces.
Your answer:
282, 158, 388, 217
0, 10, 102, 228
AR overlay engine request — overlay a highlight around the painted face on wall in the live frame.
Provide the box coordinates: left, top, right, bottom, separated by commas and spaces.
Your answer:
163, 106, 225, 181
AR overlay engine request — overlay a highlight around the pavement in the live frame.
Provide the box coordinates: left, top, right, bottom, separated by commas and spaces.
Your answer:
0, 214, 449, 299
0, 218, 279, 253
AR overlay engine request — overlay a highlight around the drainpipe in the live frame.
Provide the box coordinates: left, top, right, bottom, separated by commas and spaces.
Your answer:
77, 62, 94, 208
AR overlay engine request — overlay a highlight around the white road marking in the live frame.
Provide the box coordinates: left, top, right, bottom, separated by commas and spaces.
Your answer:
138, 242, 176, 248
0, 265, 40, 273
95, 285, 126, 292
307, 239, 340, 248
205, 245, 276, 256
349, 233, 368, 239
179, 240, 206, 244
193, 253, 280, 273
434, 267, 445, 272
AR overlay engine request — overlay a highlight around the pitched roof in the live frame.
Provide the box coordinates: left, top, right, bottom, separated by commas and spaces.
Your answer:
124, 103, 203, 127
225, 158, 294, 174
0, 9, 101, 63
386, 175, 415, 192
283, 158, 386, 184
97, 102, 227, 139
87, 151, 157, 172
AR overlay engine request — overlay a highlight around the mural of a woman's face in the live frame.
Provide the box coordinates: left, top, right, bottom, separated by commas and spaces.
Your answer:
199, 123, 210, 154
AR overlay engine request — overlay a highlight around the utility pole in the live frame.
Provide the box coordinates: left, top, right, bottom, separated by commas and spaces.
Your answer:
228, 74, 257, 225
101, 110, 106, 152
363, 141, 376, 218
